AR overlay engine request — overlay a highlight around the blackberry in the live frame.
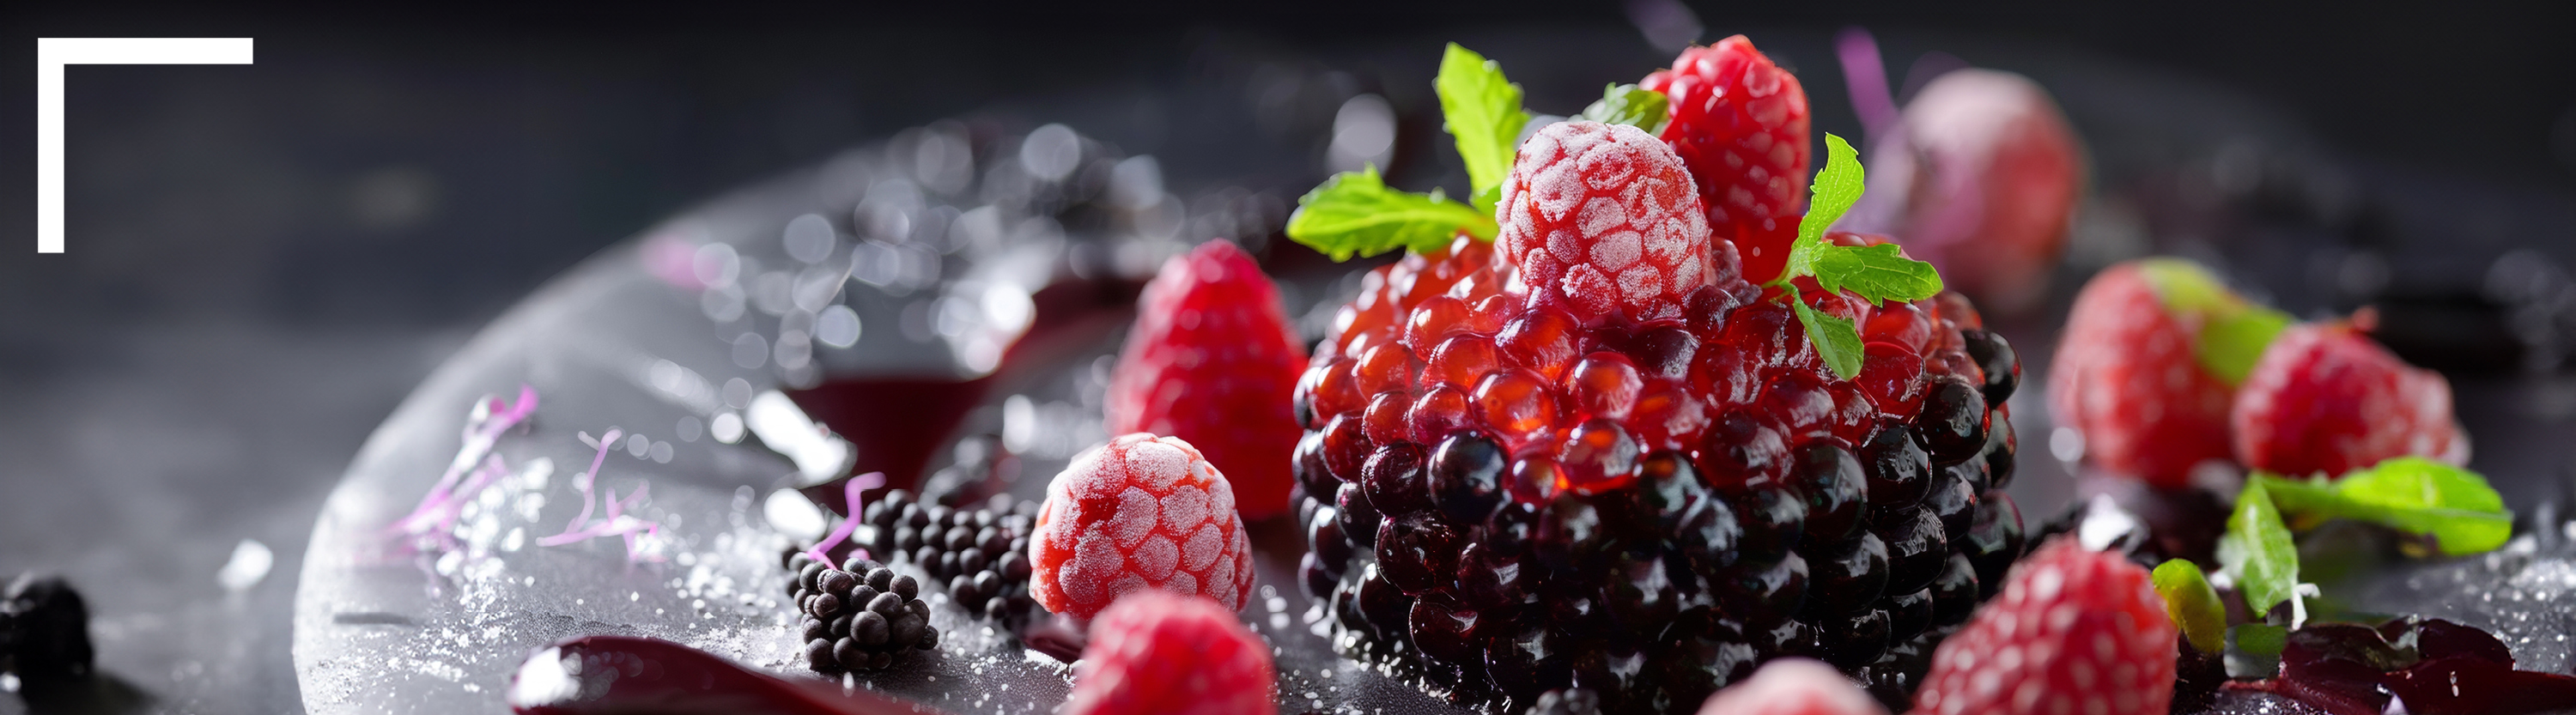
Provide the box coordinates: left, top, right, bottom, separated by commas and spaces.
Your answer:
782, 557, 936, 673
867, 491, 1040, 627
2, 573, 95, 696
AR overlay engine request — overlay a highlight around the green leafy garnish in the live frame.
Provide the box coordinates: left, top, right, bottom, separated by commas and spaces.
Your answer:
2154, 559, 2227, 654
2135, 258, 2293, 385
1577, 83, 1669, 135
1434, 43, 1529, 214
2226, 624, 2289, 679
1284, 166, 1497, 261
1763, 133, 1945, 380
2255, 457, 2511, 555
2218, 479, 2301, 618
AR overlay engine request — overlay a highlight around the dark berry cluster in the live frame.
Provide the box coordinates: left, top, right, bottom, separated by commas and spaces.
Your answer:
1291, 245, 2029, 713
858, 490, 1039, 627
787, 555, 939, 673
2, 573, 95, 699
1522, 688, 1602, 715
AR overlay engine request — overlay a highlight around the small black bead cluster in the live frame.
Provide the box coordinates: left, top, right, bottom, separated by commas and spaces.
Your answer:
858, 490, 1040, 628
786, 555, 938, 673
1, 573, 95, 699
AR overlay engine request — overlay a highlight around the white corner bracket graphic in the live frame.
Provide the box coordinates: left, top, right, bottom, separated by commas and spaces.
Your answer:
36, 38, 255, 253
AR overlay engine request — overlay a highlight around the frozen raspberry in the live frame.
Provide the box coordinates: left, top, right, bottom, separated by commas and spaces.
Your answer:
1694, 658, 1886, 715
1063, 591, 1277, 715
1839, 65, 2084, 314
1913, 538, 2177, 715
1030, 433, 1255, 621
1494, 120, 1717, 325
1106, 239, 1306, 519
1641, 35, 1811, 253
2047, 259, 2242, 488
2231, 315, 2465, 478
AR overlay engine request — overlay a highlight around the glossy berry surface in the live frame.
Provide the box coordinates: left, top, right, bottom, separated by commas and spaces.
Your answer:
2047, 260, 2239, 488
2231, 319, 2464, 478
1640, 35, 1812, 251
1063, 591, 1277, 715
1913, 538, 2176, 715
1106, 239, 1307, 519
1030, 433, 1254, 620
854, 489, 1039, 628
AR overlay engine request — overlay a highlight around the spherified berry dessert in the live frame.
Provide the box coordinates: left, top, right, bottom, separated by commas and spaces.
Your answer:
2230, 314, 2465, 478
1061, 591, 1277, 715
782, 556, 939, 674
1030, 433, 1255, 621
1106, 239, 1308, 520
854, 489, 1041, 628
1282, 43, 2026, 712
1912, 538, 2176, 715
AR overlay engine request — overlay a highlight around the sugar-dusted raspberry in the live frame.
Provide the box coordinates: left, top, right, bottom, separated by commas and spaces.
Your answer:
2231, 317, 2465, 478
1030, 433, 1255, 621
1495, 120, 1717, 325
1694, 658, 1887, 715
1913, 538, 2176, 715
1063, 591, 1278, 715
1106, 239, 1306, 519
2048, 259, 2245, 488
1641, 35, 1811, 248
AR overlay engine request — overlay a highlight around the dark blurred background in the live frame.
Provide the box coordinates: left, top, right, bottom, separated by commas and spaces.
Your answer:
1, 2, 2572, 712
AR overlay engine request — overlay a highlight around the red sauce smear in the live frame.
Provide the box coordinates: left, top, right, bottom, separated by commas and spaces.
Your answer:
2230, 618, 2576, 715
506, 635, 943, 715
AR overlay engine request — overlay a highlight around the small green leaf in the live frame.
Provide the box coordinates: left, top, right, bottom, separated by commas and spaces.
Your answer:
1789, 298, 1865, 380
2154, 559, 2227, 654
2219, 479, 2300, 618
1435, 43, 1530, 207
1284, 166, 1496, 262
2135, 258, 2292, 385
2255, 457, 2511, 555
1810, 242, 1946, 304
1798, 134, 1866, 249
1577, 83, 1669, 135
1473, 185, 1502, 216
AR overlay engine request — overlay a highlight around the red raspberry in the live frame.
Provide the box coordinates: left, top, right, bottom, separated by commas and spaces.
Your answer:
1693, 658, 1887, 715
1030, 433, 1254, 621
1495, 120, 1717, 325
1642, 35, 1811, 252
1105, 239, 1306, 519
2047, 260, 2239, 488
1062, 591, 1277, 715
2231, 316, 2465, 478
1913, 538, 2178, 715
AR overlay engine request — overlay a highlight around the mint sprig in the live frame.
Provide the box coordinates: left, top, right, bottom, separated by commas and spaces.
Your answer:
1764, 133, 1945, 379
1434, 43, 1530, 215
2219, 478, 2301, 618
2136, 258, 2292, 385
1285, 166, 1496, 261
2254, 457, 2511, 555
1577, 83, 1668, 135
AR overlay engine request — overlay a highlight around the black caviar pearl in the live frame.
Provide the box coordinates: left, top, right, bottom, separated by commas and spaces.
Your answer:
1659, 635, 1759, 706
1818, 608, 1892, 670
900, 503, 928, 529
1716, 552, 1807, 624
1750, 618, 1820, 661
918, 627, 940, 650
797, 562, 826, 593
1430, 433, 1508, 524
1455, 542, 1531, 615
1637, 451, 1704, 532
833, 637, 867, 670
1872, 505, 1948, 596
1484, 624, 1575, 702
1730, 487, 1806, 561
958, 549, 987, 576
1363, 443, 1435, 517
1335, 482, 1380, 548
848, 585, 879, 610
951, 574, 984, 608
1802, 532, 1890, 615
805, 638, 838, 671
1307, 506, 1352, 574
841, 558, 881, 575
944, 526, 976, 553
867, 591, 905, 618
890, 614, 926, 651
1913, 378, 1987, 466
853, 610, 890, 646
1929, 553, 1980, 627
805, 592, 841, 620
1982, 409, 2017, 491
1923, 471, 1978, 540
1407, 592, 1482, 663
1570, 647, 1649, 712
999, 550, 1030, 581
1961, 329, 2019, 405
1485, 501, 1540, 558
1674, 489, 1745, 577
1293, 430, 1337, 500
978, 526, 1009, 556
1791, 442, 1868, 543
818, 569, 857, 596
1354, 563, 1415, 641
1964, 491, 2026, 597
1301, 553, 1339, 600
1880, 587, 1933, 642
1535, 493, 1615, 577
895, 527, 923, 553
1602, 550, 1680, 634
1378, 512, 1463, 595
1862, 425, 1933, 513
801, 617, 829, 642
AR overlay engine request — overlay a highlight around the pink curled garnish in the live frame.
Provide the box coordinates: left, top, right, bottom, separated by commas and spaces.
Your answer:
539, 427, 666, 562
1836, 27, 1899, 145
802, 471, 886, 567
393, 385, 538, 539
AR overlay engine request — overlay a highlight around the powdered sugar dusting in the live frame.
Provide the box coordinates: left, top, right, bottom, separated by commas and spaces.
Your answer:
1498, 120, 1717, 324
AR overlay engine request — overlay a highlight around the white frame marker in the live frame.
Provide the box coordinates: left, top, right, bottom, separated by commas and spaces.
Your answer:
36, 38, 256, 253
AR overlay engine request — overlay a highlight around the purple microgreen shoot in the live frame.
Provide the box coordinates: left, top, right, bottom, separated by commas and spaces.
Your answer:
802, 471, 889, 566
393, 385, 538, 537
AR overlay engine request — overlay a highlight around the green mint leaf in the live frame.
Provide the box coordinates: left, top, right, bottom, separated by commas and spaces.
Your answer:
1809, 242, 1946, 304
1577, 83, 1669, 135
1284, 166, 1496, 262
2255, 457, 2511, 555
1798, 133, 1867, 248
1473, 185, 1502, 216
2226, 624, 2288, 679
1789, 298, 1865, 380
2136, 258, 2290, 385
2218, 479, 2300, 618
2153, 559, 2227, 654
1435, 43, 1530, 208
